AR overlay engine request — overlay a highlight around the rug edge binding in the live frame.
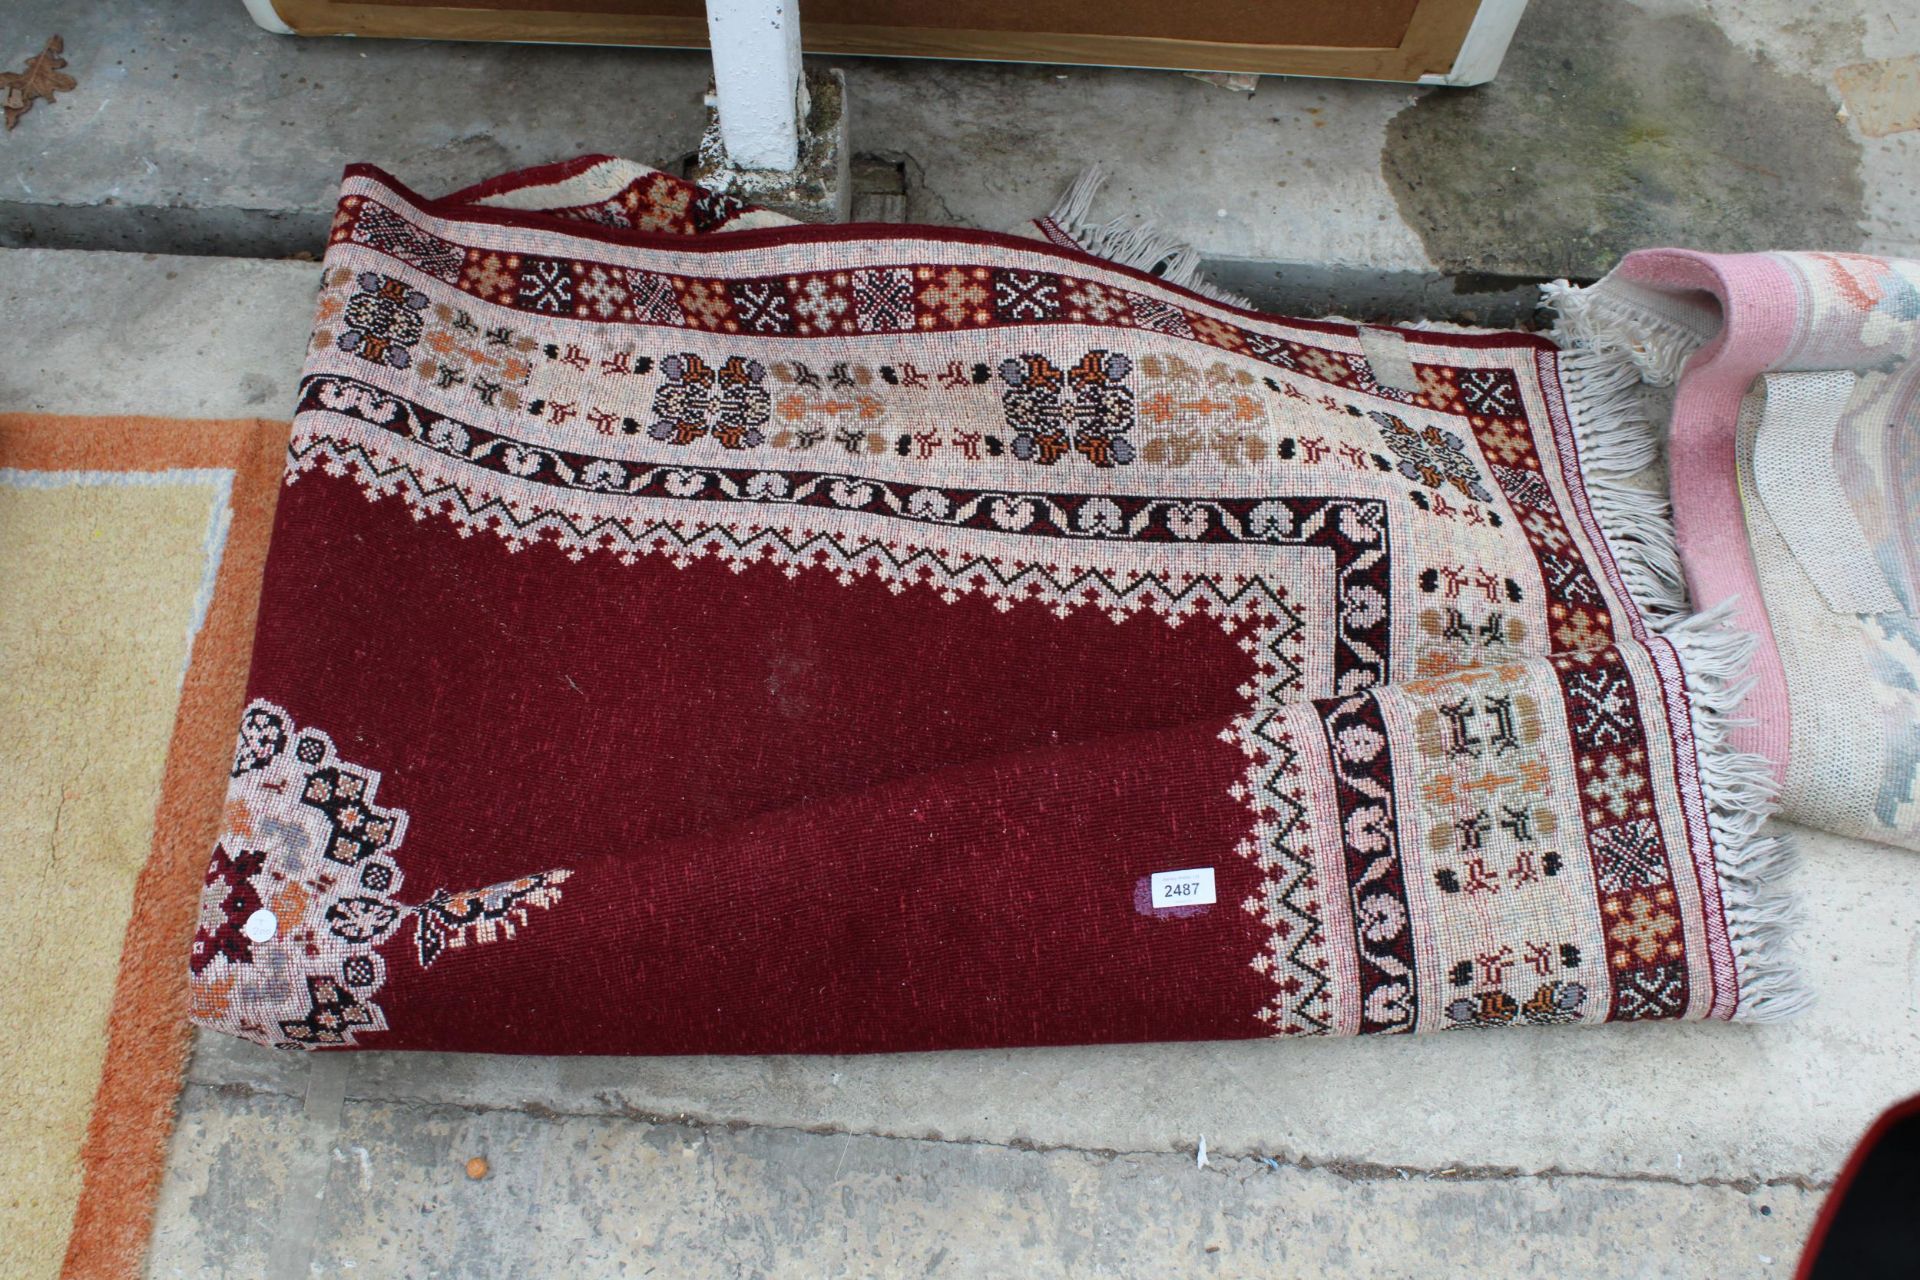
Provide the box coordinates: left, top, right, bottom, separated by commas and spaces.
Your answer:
1542, 279, 1811, 1024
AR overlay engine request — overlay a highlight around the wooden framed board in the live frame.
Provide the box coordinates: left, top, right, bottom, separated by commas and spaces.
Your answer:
244, 0, 1526, 85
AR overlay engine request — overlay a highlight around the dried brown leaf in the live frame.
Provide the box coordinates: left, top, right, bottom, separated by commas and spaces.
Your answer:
0, 35, 78, 131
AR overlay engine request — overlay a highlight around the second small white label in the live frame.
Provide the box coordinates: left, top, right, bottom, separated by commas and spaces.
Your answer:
1149, 867, 1216, 909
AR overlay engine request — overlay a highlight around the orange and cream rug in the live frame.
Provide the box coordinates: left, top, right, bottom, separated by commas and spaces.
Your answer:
0, 415, 284, 1279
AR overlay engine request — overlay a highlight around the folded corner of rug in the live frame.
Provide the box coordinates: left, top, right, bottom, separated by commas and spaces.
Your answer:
1543, 274, 1811, 1023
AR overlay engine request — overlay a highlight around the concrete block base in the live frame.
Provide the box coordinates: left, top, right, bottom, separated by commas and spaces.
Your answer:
692, 68, 850, 224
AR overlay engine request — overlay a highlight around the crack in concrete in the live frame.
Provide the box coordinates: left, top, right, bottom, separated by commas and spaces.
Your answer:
0, 200, 336, 260
860, 150, 963, 229
0, 184, 1543, 323
193, 1077, 1831, 1194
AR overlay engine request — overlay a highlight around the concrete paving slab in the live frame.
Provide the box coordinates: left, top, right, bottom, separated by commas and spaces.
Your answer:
0, 0, 710, 260
148, 1086, 1820, 1279
0, 249, 315, 419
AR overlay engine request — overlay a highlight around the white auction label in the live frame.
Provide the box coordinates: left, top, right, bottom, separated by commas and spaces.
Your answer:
242, 907, 279, 943
1149, 867, 1216, 909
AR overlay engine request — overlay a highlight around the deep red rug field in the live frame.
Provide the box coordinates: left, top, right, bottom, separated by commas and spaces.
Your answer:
187, 158, 1799, 1054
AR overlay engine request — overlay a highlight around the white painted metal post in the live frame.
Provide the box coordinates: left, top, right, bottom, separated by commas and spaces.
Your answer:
705, 0, 807, 171
1418, 0, 1527, 86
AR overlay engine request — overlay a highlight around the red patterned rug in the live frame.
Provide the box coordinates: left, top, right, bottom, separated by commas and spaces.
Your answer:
187, 158, 1801, 1053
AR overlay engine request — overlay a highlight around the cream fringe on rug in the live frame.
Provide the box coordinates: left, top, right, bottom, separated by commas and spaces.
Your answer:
1543, 279, 1809, 1021
1038, 166, 1256, 310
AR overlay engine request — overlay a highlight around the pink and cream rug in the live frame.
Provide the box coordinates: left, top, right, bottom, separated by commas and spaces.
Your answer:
1551, 251, 1920, 852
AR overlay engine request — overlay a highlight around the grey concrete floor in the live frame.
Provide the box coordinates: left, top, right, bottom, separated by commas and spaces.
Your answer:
2, 0, 1917, 321
7, 245, 1920, 1279
5, 0, 1920, 1273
